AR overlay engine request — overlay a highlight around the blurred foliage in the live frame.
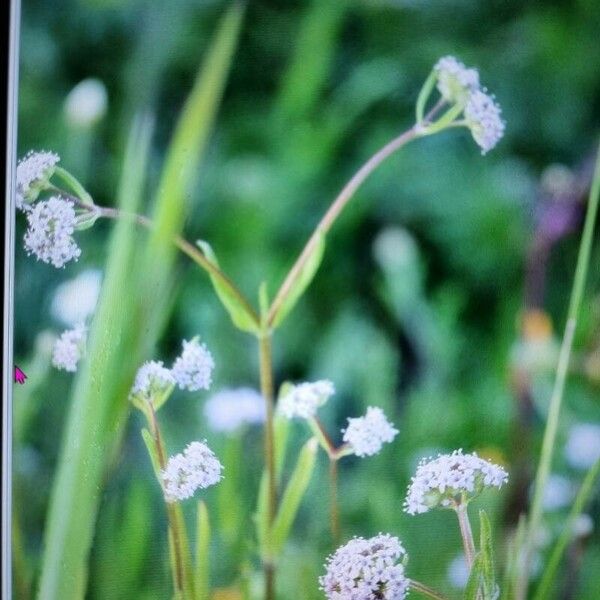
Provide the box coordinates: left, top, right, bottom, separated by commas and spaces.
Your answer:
13, 0, 600, 598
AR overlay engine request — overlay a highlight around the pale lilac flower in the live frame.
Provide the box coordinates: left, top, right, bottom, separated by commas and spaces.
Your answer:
162, 440, 223, 503
541, 474, 574, 511
16, 150, 59, 210
204, 387, 265, 433
278, 380, 335, 420
464, 89, 505, 154
52, 324, 86, 372
447, 554, 470, 589
24, 196, 81, 268
342, 406, 398, 457
130, 360, 175, 402
64, 79, 108, 128
434, 56, 480, 104
319, 534, 409, 600
172, 338, 215, 392
404, 449, 508, 515
564, 423, 600, 470
51, 269, 102, 326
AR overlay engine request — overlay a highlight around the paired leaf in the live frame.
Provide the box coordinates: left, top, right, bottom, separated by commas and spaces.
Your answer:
196, 240, 260, 333
270, 231, 326, 328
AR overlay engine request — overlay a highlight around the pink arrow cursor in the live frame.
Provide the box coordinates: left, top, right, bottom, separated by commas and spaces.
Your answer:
14, 365, 27, 384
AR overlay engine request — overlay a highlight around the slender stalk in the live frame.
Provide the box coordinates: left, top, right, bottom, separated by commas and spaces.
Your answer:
329, 458, 340, 544
147, 406, 193, 600
97, 206, 260, 327
408, 579, 450, 600
258, 332, 276, 600
520, 142, 600, 597
455, 503, 476, 568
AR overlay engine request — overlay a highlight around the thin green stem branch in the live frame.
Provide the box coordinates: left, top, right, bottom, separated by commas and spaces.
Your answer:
455, 503, 476, 568
408, 579, 450, 600
520, 141, 600, 597
329, 458, 340, 544
258, 332, 276, 600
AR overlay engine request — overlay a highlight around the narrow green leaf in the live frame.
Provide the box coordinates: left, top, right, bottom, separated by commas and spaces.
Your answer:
274, 413, 290, 479
217, 434, 243, 546
195, 501, 211, 600
533, 457, 600, 600
196, 240, 260, 333
271, 231, 326, 328
141, 428, 162, 480
478, 510, 498, 599
415, 69, 437, 125
271, 437, 318, 556
254, 472, 270, 560
463, 554, 483, 600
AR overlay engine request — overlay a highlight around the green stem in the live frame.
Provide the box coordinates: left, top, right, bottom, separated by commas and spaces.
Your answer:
408, 579, 450, 600
97, 206, 260, 328
258, 332, 276, 600
329, 458, 340, 544
533, 458, 600, 600
455, 503, 476, 569
521, 141, 600, 597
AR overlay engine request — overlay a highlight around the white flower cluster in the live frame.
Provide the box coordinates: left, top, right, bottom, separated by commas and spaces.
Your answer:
172, 338, 215, 392
16, 150, 59, 210
319, 534, 410, 600
162, 440, 223, 503
52, 324, 87, 372
404, 449, 508, 515
130, 360, 175, 401
343, 407, 398, 457
435, 56, 480, 104
51, 269, 102, 327
433, 55, 505, 154
279, 380, 335, 420
24, 196, 81, 268
203, 387, 265, 433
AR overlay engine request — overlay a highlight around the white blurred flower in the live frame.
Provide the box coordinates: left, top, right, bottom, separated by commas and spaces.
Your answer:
447, 554, 469, 589
24, 196, 81, 268
16, 150, 59, 210
51, 269, 102, 326
372, 226, 418, 272
342, 406, 398, 457
278, 380, 335, 420
64, 78, 108, 128
573, 514, 594, 538
464, 89, 505, 154
404, 449, 508, 515
203, 387, 265, 433
564, 423, 600, 470
130, 360, 175, 403
52, 324, 86, 372
541, 474, 574, 511
162, 440, 223, 502
172, 338, 215, 392
319, 534, 409, 600
434, 56, 480, 104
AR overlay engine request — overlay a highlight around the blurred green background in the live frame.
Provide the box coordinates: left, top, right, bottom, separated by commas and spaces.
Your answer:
12, 0, 600, 598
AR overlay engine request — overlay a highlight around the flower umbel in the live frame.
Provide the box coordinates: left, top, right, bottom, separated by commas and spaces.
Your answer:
130, 361, 175, 407
278, 380, 335, 420
24, 196, 81, 268
319, 534, 410, 600
52, 324, 87, 372
16, 150, 59, 210
404, 449, 508, 515
464, 89, 505, 154
434, 56, 480, 104
203, 387, 265, 433
172, 338, 215, 392
342, 406, 398, 457
162, 440, 223, 503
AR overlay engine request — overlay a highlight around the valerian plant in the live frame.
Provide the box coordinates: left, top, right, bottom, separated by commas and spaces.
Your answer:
20, 46, 600, 600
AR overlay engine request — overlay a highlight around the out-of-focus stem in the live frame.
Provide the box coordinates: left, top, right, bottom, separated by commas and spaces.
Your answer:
258, 332, 276, 600
408, 579, 450, 600
329, 458, 340, 544
520, 142, 600, 598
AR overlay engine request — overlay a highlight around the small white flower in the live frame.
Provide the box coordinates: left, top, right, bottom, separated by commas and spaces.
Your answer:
541, 474, 574, 511
130, 360, 175, 403
434, 56, 480, 104
162, 440, 223, 503
564, 423, 600, 470
64, 78, 108, 128
278, 380, 335, 420
404, 449, 508, 515
572, 514, 594, 538
447, 554, 470, 589
319, 534, 410, 600
16, 150, 60, 210
204, 387, 265, 433
24, 196, 81, 268
51, 269, 102, 326
52, 324, 86, 372
342, 406, 398, 457
172, 338, 215, 392
464, 89, 505, 154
